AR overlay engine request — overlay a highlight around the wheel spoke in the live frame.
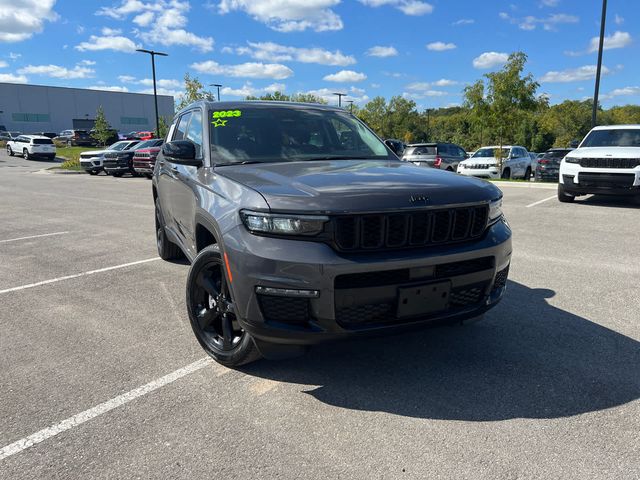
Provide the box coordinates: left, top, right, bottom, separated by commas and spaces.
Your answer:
221, 314, 234, 348
196, 307, 216, 330
197, 273, 219, 297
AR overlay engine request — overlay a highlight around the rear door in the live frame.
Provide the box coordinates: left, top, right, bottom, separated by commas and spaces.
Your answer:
157, 112, 191, 238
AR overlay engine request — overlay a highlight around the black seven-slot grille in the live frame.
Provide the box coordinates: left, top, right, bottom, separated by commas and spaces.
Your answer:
332, 205, 488, 252
578, 158, 640, 169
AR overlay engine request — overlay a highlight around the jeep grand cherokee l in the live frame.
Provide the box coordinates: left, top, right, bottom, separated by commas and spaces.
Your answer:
153, 101, 512, 367
559, 125, 640, 202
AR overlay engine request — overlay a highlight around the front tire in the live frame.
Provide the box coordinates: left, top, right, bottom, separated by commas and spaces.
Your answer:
7, 146, 13, 156
186, 244, 261, 367
523, 167, 531, 181
557, 183, 575, 203
501, 168, 511, 179
155, 201, 182, 260
88, 170, 98, 175
23, 149, 30, 160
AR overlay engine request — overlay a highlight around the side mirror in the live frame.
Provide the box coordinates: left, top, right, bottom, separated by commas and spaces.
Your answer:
161, 140, 201, 166
384, 139, 400, 156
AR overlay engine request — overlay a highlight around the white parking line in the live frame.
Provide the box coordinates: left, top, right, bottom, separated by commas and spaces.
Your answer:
0, 231, 69, 244
0, 257, 161, 295
526, 195, 557, 208
0, 357, 213, 461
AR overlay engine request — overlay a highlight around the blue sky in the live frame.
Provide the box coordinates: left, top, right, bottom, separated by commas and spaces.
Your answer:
1, 0, 638, 109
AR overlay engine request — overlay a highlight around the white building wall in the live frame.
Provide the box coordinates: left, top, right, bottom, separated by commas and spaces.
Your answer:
0, 83, 174, 134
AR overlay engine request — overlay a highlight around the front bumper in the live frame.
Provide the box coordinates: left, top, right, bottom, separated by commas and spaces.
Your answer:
226, 219, 512, 345
560, 163, 640, 196
133, 160, 155, 173
457, 167, 499, 179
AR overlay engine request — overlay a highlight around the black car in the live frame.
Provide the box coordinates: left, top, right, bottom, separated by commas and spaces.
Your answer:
55, 129, 94, 147
535, 148, 573, 182
103, 139, 163, 177
152, 101, 512, 367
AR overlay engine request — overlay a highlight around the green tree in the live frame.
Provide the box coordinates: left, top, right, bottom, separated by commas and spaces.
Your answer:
91, 105, 111, 146
176, 73, 213, 110
157, 115, 169, 138
357, 97, 389, 137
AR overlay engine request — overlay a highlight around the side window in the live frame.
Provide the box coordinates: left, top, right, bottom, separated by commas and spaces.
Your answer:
438, 144, 448, 156
185, 110, 203, 158
172, 112, 191, 141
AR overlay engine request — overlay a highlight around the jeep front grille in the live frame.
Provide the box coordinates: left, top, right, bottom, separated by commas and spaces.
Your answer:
331, 206, 488, 252
578, 158, 640, 169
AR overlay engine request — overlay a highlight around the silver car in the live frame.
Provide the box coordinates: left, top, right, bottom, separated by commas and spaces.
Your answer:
402, 142, 467, 172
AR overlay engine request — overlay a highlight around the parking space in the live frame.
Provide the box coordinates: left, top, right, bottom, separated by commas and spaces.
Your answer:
1, 150, 639, 479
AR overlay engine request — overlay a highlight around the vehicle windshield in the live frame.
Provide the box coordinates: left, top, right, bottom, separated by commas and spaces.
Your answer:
108, 141, 130, 151
581, 129, 640, 147
404, 145, 436, 156
208, 105, 393, 165
472, 148, 510, 158
135, 140, 162, 149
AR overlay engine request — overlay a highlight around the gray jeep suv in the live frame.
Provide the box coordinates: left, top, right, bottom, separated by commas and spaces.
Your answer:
153, 101, 512, 366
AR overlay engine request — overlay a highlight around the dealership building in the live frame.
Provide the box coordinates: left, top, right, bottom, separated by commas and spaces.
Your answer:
0, 83, 175, 134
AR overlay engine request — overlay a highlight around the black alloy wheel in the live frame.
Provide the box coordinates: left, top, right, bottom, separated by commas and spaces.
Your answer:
186, 245, 260, 367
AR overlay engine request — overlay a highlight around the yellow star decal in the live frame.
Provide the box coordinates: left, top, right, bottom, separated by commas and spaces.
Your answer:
212, 118, 227, 128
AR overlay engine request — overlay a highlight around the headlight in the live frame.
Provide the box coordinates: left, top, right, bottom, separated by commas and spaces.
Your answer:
564, 157, 580, 164
240, 210, 328, 236
488, 198, 503, 223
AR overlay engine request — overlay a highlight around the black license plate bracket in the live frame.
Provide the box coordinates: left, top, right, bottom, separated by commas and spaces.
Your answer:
397, 281, 451, 318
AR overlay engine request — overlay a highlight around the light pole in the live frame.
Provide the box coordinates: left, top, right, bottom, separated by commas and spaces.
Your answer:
592, 0, 607, 127
136, 49, 168, 137
345, 100, 354, 113
333, 92, 346, 107
210, 83, 223, 101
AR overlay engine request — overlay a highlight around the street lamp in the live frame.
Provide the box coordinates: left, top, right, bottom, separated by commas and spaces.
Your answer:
333, 92, 346, 107
345, 100, 354, 113
136, 49, 168, 137
592, 0, 607, 127
209, 84, 223, 101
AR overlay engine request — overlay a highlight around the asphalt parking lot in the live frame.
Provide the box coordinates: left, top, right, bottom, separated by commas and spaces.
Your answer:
1, 151, 639, 479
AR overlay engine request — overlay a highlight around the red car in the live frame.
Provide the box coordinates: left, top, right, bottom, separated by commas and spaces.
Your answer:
132, 139, 164, 178
136, 131, 155, 140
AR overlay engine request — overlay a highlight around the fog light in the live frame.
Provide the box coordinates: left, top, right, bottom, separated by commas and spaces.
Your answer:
255, 286, 320, 298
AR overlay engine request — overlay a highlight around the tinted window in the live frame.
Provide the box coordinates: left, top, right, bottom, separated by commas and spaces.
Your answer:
544, 149, 572, 158
581, 129, 640, 147
404, 145, 436, 156
208, 106, 391, 165
33, 138, 53, 145
185, 110, 203, 157
173, 113, 192, 141
456, 147, 466, 158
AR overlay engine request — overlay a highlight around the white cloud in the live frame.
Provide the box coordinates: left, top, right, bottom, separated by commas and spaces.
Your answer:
426, 41, 456, 51
588, 31, 632, 53
118, 75, 182, 88
472, 52, 509, 69
220, 82, 286, 98
323, 70, 367, 83
233, 41, 355, 66
539, 0, 559, 6
191, 60, 294, 79
499, 11, 579, 31
8, 52, 21, 60
217, 0, 343, 32
452, 18, 474, 26
75, 34, 140, 53
604, 86, 640, 98
406, 79, 458, 90
359, 0, 434, 16
97, 0, 213, 52
0, 60, 7, 68
540, 65, 610, 83
78, 59, 96, 66
88, 85, 130, 92
0, 73, 28, 83
101, 27, 123, 36
302, 87, 369, 105
614, 14, 624, 25
17, 63, 95, 79
0, 0, 58, 42
371, 83, 380, 88
366, 46, 398, 57
403, 82, 448, 99
402, 90, 447, 100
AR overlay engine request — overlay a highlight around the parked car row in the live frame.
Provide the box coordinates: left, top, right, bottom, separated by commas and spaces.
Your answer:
51, 129, 156, 147
79, 139, 163, 178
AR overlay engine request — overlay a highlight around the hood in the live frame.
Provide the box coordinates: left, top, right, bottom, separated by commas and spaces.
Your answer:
81, 149, 108, 157
218, 159, 500, 213
566, 146, 640, 159
461, 157, 499, 166
135, 147, 161, 154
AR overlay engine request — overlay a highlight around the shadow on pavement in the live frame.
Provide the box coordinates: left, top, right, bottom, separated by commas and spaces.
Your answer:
243, 280, 640, 421
577, 195, 639, 209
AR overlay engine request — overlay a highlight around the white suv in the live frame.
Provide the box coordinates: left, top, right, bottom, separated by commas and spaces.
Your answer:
457, 145, 532, 180
558, 125, 640, 203
6, 135, 56, 160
